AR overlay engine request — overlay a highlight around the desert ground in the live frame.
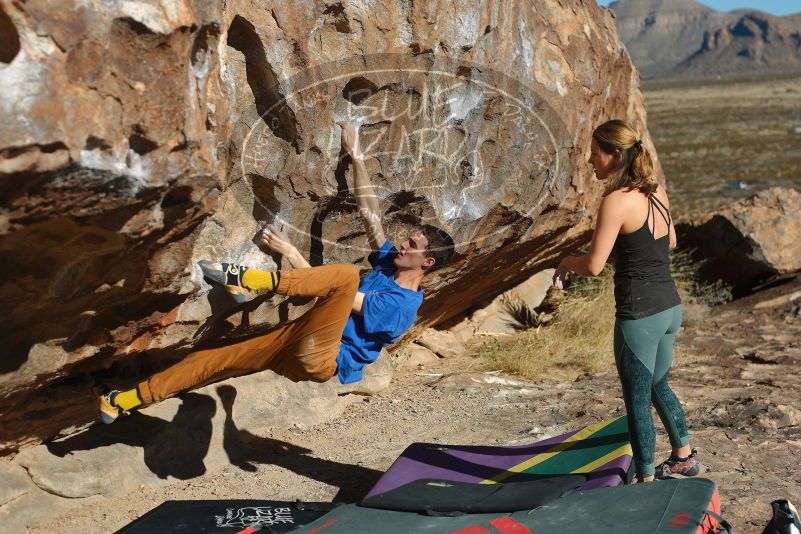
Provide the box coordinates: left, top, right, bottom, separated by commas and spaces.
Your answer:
643, 74, 801, 215
33, 272, 801, 533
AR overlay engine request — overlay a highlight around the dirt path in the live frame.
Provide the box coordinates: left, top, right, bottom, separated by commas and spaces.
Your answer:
34, 276, 801, 534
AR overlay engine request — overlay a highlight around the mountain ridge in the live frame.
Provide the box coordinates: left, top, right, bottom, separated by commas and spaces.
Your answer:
608, 0, 801, 79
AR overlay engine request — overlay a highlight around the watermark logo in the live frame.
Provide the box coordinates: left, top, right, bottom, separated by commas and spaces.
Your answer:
234, 53, 569, 254
216, 506, 294, 528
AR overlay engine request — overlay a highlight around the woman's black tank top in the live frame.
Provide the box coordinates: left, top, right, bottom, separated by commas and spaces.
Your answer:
612, 193, 681, 320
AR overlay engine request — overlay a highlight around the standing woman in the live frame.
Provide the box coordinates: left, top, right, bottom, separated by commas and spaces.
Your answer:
553, 119, 699, 482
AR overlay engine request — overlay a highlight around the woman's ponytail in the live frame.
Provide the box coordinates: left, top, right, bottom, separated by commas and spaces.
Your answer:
594, 120, 658, 196
629, 140, 655, 192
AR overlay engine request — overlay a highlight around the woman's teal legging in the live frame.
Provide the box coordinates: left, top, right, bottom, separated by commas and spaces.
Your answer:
614, 304, 690, 478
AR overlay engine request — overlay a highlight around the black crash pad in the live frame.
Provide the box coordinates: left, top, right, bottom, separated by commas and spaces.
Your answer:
116, 500, 337, 533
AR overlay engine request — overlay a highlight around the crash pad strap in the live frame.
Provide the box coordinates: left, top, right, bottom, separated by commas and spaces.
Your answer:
361, 475, 586, 513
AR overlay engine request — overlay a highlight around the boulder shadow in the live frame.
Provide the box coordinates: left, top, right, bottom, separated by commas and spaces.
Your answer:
191, 287, 281, 347
46, 392, 216, 480
217, 384, 383, 502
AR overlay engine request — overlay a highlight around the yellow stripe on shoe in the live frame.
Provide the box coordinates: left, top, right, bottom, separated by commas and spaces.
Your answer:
114, 388, 142, 411
241, 269, 278, 291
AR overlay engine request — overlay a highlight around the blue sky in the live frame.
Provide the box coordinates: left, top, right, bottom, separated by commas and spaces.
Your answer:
597, 0, 799, 16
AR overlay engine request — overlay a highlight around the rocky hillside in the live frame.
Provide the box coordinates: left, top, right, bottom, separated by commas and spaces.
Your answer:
609, 0, 801, 78
0, 1, 656, 456
678, 11, 801, 78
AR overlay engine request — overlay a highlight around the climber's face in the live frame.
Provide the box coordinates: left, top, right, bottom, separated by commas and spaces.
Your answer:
589, 138, 617, 181
394, 230, 434, 272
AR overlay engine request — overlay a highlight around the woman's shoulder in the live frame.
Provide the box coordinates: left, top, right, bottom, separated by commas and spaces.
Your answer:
651, 185, 671, 207
603, 188, 643, 207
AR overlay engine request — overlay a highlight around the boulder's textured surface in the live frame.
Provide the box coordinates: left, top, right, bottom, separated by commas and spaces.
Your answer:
0, 0, 657, 455
678, 187, 801, 294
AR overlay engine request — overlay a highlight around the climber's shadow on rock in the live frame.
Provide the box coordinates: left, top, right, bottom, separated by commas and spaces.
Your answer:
217, 384, 383, 502
192, 286, 277, 345
46, 392, 216, 480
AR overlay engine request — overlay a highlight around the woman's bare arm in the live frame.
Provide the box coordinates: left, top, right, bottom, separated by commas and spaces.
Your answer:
553, 192, 626, 285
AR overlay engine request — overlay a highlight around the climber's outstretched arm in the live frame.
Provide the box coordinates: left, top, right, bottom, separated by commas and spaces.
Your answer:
338, 121, 386, 252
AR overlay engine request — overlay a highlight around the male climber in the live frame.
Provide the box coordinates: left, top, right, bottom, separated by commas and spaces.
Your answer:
99, 121, 455, 423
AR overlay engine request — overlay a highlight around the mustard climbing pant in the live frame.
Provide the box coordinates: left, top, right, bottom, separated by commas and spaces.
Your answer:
137, 264, 360, 404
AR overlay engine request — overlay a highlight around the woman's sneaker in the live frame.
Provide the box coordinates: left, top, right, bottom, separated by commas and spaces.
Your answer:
655, 448, 700, 478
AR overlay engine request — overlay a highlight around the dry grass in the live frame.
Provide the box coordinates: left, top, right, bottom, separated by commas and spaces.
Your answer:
470, 268, 617, 383
670, 251, 732, 327
471, 254, 731, 382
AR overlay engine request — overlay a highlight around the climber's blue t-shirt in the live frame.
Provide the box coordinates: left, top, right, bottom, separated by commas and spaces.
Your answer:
336, 241, 423, 384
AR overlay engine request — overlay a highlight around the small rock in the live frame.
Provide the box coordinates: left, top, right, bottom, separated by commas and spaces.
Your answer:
400, 343, 440, 368
0, 461, 34, 507
432, 372, 533, 394
447, 316, 477, 344
474, 269, 556, 334
337, 349, 394, 395
770, 404, 801, 428
754, 290, 801, 310
416, 328, 466, 359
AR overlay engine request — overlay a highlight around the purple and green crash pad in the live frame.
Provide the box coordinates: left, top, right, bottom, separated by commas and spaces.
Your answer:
366, 415, 632, 499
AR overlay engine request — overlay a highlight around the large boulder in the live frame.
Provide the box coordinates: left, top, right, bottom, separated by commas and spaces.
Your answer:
677, 187, 801, 295
0, 0, 658, 454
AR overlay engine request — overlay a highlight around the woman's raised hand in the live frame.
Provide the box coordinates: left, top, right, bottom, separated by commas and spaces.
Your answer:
552, 262, 571, 290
